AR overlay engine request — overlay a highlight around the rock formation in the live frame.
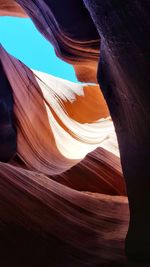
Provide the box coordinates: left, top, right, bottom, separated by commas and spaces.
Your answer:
0, 0, 26, 17
0, 46, 129, 266
0, 0, 150, 265
83, 0, 150, 260
0, 60, 16, 162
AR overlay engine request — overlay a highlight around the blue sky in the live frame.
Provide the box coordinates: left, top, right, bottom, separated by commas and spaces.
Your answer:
0, 16, 78, 82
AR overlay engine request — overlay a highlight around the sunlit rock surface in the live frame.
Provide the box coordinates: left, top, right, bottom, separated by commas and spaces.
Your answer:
0, 0, 150, 266
1, 46, 113, 173
0, 46, 130, 266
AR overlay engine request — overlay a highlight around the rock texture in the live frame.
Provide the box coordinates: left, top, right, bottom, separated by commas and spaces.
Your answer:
83, 0, 150, 260
0, 46, 129, 265
0, 0, 150, 265
1, 46, 112, 175
17, 0, 100, 82
0, 0, 100, 82
0, 60, 16, 162
0, 160, 129, 267
0, 0, 26, 17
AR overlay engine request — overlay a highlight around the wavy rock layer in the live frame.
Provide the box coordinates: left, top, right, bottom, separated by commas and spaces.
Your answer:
0, 0, 100, 82
0, 0, 26, 17
1, 46, 112, 174
17, 0, 100, 82
0, 161, 129, 266
1, 0, 150, 265
0, 45, 125, 195
0, 47, 129, 266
